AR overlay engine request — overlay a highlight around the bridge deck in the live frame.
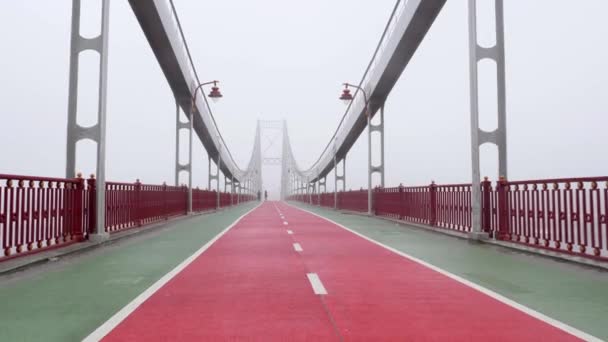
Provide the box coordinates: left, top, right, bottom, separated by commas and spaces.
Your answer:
0, 202, 606, 341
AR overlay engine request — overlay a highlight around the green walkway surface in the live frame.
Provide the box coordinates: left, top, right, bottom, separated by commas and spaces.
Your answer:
0, 203, 257, 342
291, 203, 608, 340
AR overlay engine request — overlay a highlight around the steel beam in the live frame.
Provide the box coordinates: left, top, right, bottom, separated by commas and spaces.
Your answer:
65, 0, 111, 239
174, 100, 193, 212
367, 104, 385, 215
334, 156, 346, 209
317, 176, 326, 205
216, 151, 222, 208
208, 155, 221, 209
468, 0, 507, 238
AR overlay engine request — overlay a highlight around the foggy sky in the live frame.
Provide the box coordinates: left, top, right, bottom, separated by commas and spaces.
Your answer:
1, 1, 606, 200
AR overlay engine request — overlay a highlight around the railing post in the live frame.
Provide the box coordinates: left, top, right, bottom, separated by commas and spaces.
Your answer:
184, 185, 189, 215
192, 187, 198, 213
72, 174, 85, 242
373, 186, 378, 215
87, 175, 97, 236
429, 181, 437, 226
236, 183, 240, 204
334, 190, 337, 210
481, 177, 491, 234
497, 176, 510, 240
399, 184, 404, 220
216, 189, 220, 210
135, 179, 142, 227
163, 182, 168, 220
230, 177, 234, 206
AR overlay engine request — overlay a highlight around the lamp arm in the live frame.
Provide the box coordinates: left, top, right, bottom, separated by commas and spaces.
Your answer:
343, 82, 369, 106
190, 80, 219, 113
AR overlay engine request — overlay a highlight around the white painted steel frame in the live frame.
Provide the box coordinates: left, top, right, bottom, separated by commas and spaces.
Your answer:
65, 0, 111, 237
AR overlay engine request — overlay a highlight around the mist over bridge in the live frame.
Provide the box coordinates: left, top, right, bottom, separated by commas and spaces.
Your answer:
0, 1, 607, 341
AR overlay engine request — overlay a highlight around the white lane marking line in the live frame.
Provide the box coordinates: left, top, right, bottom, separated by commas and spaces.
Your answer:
84, 204, 262, 341
287, 230, 293, 235
306, 273, 328, 295
272, 202, 283, 216
283, 221, 288, 225
286, 203, 602, 342
293, 243, 303, 252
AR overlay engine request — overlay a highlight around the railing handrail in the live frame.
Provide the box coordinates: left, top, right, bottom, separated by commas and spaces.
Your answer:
291, 175, 608, 262
506, 176, 608, 185
0, 174, 81, 184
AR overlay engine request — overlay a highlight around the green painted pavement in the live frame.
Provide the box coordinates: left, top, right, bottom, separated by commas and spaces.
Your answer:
293, 203, 608, 341
0, 203, 257, 342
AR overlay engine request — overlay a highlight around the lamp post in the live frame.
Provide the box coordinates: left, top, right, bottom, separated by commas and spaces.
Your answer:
215, 135, 222, 209
339, 83, 373, 215
188, 81, 223, 213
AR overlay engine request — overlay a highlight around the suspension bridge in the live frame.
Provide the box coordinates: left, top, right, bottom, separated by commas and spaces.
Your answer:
1, 0, 607, 341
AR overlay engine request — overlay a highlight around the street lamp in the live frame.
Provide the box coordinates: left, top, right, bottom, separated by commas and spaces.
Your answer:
186, 80, 223, 213
338, 82, 373, 215
192, 80, 223, 109
339, 83, 369, 116
207, 81, 223, 103
339, 85, 354, 104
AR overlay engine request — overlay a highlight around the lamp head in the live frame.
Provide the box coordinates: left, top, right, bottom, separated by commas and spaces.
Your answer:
208, 81, 223, 103
339, 84, 353, 105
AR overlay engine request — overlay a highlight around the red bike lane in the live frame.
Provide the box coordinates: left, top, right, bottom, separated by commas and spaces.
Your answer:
100, 202, 582, 341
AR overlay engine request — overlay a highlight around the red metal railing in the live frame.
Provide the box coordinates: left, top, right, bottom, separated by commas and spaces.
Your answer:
320, 193, 334, 208
401, 185, 432, 225
239, 193, 256, 203
0, 174, 88, 260
1, 173, 257, 262
435, 183, 473, 232
105, 181, 138, 232
290, 194, 307, 203
291, 176, 608, 262
193, 188, 216, 212
374, 186, 401, 219
219, 192, 232, 208
105, 181, 188, 233
338, 189, 369, 213
497, 177, 608, 260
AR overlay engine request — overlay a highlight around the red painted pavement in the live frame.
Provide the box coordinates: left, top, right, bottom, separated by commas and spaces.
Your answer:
103, 202, 581, 341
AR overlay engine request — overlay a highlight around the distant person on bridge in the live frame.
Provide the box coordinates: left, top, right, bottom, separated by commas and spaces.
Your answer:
264, 190, 268, 201
257, 191, 261, 201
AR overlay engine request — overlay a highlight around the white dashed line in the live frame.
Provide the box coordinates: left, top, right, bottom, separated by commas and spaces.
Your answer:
306, 273, 327, 295
287, 230, 293, 235
283, 221, 288, 225
293, 243, 303, 252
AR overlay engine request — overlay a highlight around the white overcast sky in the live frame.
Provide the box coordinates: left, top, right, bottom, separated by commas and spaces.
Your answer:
1, 1, 606, 199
